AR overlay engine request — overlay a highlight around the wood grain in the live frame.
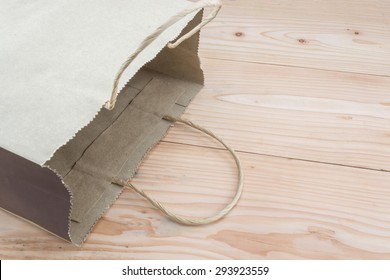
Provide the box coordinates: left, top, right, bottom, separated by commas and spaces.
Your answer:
200, 0, 390, 76
1, 142, 390, 259
1, 0, 390, 259
163, 58, 390, 171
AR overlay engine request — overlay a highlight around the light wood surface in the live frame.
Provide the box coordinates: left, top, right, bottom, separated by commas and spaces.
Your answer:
1, 0, 390, 259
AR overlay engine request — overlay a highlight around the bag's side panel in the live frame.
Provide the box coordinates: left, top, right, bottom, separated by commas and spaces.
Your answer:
0, 148, 71, 241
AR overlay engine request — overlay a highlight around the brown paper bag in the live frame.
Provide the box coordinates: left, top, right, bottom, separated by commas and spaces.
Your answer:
0, 0, 241, 245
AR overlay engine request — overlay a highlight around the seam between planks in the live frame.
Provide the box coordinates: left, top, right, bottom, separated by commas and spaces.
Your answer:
200, 56, 390, 79
160, 139, 390, 174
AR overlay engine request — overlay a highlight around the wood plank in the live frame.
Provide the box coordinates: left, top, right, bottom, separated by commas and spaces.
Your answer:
200, 0, 390, 76
162, 58, 390, 171
1, 142, 390, 259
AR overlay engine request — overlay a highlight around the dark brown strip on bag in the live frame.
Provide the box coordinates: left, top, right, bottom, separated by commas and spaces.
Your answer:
0, 147, 71, 241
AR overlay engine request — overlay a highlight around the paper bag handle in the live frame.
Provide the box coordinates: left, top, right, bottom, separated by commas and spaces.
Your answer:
167, 0, 222, 49
112, 115, 244, 226
105, 0, 222, 110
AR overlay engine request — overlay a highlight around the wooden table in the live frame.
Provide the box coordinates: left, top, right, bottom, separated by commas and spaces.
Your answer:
1, 0, 390, 259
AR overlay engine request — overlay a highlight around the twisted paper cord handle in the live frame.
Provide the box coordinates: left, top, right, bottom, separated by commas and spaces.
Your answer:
105, 0, 222, 110
112, 115, 244, 226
